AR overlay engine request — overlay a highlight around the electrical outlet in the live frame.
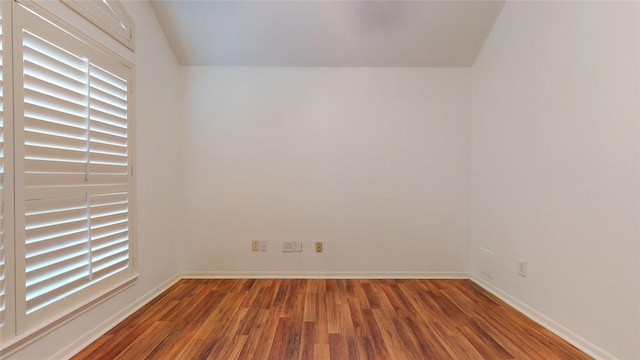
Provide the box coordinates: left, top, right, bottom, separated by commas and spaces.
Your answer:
518, 259, 527, 277
294, 241, 302, 252
251, 240, 259, 251
259, 241, 268, 252
315, 242, 323, 253
282, 241, 294, 252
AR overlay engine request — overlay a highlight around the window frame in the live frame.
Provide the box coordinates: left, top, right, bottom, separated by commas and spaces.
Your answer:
0, 0, 137, 355
0, 0, 17, 346
60, 0, 134, 50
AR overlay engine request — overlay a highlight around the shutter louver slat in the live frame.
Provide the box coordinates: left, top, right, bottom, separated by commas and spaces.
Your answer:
89, 141, 125, 157
24, 88, 87, 120
26, 230, 86, 260
89, 64, 127, 185
22, 62, 85, 96
26, 158, 85, 174
90, 98, 126, 120
26, 207, 86, 232
25, 144, 85, 163
90, 192, 128, 280
91, 233, 127, 253
90, 65, 126, 91
26, 251, 87, 287
25, 219, 87, 247
23, 31, 86, 75
90, 86, 126, 110
90, 119, 126, 137
91, 255, 127, 278
89, 152, 125, 166
25, 105, 86, 130
26, 273, 87, 314
89, 110, 126, 132
25, 197, 89, 298
25, 74, 86, 106
22, 59, 86, 101
25, 130, 86, 151
89, 127, 126, 146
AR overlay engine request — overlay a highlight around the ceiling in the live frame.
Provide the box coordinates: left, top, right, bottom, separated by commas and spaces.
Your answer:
149, 0, 505, 67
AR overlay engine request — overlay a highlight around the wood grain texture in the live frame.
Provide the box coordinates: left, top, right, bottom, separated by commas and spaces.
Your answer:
72, 279, 592, 359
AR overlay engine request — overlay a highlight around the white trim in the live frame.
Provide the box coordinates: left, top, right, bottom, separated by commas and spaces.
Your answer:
43, 272, 614, 360
0, 274, 138, 358
49, 274, 180, 360
61, 0, 135, 50
181, 270, 469, 279
470, 274, 617, 360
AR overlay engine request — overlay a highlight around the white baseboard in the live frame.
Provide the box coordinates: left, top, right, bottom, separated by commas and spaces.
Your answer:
470, 274, 616, 360
180, 270, 469, 279
49, 271, 615, 360
50, 274, 181, 360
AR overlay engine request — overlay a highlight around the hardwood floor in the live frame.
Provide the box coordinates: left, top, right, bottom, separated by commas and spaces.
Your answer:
72, 279, 592, 359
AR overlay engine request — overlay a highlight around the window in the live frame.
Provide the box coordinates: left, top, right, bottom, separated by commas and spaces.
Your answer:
1, 0, 136, 353
61, 0, 135, 50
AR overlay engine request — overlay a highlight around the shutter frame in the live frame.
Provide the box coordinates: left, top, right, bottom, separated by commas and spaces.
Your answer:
0, 0, 16, 342
12, 2, 136, 335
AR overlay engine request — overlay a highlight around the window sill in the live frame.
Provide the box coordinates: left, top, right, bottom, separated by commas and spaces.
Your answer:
0, 273, 139, 358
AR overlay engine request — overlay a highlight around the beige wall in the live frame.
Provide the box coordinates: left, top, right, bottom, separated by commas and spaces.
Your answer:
180, 67, 470, 274
470, 2, 640, 359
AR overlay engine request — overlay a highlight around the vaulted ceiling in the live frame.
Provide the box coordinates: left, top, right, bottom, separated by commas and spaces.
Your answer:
150, 0, 505, 67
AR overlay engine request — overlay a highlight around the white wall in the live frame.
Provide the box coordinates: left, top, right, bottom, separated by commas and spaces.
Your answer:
180, 67, 470, 274
6, 1, 182, 358
470, 2, 639, 359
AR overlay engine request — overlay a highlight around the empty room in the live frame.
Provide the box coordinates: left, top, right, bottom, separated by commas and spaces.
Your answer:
0, 0, 638, 359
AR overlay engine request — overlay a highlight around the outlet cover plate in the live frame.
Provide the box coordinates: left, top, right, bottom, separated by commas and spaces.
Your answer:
518, 259, 527, 277
282, 241, 294, 252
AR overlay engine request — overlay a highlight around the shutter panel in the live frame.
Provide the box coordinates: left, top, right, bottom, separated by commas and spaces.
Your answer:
13, 3, 134, 329
89, 192, 129, 279
23, 31, 89, 190
24, 196, 89, 314
21, 30, 91, 315
89, 64, 128, 185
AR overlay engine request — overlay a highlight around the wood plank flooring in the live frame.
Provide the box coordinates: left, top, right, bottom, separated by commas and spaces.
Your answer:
72, 279, 592, 359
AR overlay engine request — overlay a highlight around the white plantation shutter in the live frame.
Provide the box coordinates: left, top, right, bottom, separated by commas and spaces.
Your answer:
88, 192, 129, 278
89, 63, 129, 185
23, 30, 89, 190
25, 195, 90, 314
13, 3, 135, 332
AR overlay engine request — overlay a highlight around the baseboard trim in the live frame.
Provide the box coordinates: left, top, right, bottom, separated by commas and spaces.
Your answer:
50, 271, 615, 360
180, 270, 469, 279
50, 274, 181, 360
470, 274, 616, 360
